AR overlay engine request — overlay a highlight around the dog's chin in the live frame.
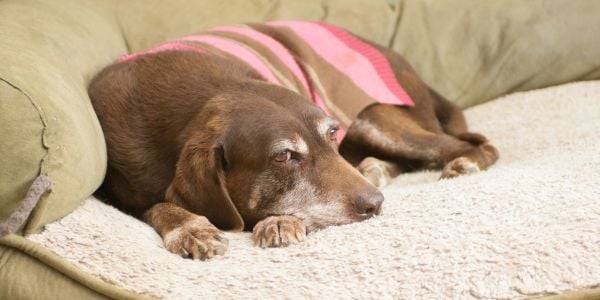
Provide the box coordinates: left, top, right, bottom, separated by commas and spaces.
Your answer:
295, 212, 370, 233
302, 218, 356, 233
267, 201, 372, 233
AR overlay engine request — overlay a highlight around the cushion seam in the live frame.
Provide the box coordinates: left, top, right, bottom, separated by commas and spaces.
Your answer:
0, 77, 50, 172
0, 77, 51, 234
0, 235, 151, 299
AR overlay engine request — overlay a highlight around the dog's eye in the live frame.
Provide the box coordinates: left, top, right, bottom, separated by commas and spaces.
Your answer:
274, 150, 291, 162
327, 127, 338, 141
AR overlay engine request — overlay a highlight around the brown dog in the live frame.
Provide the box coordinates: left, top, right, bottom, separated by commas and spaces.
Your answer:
89, 22, 498, 260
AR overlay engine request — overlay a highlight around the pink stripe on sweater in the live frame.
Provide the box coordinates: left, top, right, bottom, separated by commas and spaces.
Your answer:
318, 22, 414, 106
210, 26, 311, 95
178, 35, 280, 84
118, 42, 205, 63
269, 21, 414, 107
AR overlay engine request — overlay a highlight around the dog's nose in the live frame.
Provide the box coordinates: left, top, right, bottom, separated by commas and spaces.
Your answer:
354, 189, 384, 219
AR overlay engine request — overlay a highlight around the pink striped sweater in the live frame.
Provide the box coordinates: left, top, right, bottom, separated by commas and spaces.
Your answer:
119, 21, 415, 140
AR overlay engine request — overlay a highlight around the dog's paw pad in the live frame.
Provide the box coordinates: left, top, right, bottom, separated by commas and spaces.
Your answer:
440, 157, 480, 179
253, 215, 306, 248
163, 217, 228, 260
357, 157, 399, 188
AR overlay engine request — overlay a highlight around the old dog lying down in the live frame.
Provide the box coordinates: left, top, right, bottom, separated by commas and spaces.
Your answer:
89, 21, 498, 260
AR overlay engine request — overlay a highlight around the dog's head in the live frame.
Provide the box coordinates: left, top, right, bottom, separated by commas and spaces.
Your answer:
167, 84, 383, 232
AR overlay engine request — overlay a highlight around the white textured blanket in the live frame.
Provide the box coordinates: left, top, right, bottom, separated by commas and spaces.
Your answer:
28, 81, 600, 299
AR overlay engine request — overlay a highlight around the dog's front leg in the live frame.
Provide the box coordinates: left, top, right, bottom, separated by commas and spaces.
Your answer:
144, 202, 228, 260
252, 215, 306, 248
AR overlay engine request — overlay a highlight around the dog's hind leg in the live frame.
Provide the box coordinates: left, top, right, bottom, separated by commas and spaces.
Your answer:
430, 88, 492, 146
342, 107, 498, 180
427, 88, 500, 178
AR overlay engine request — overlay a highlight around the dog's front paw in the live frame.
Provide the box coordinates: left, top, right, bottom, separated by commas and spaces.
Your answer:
440, 157, 480, 179
253, 215, 306, 248
162, 216, 228, 260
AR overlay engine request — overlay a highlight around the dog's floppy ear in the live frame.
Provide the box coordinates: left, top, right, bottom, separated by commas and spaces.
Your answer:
166, 133, 244, 231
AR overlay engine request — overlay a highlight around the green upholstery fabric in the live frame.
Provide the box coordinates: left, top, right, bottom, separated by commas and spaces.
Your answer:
0, 80, 44, 224
392, 0, 600, 107
0, 0, 125, 234
0, 235, 147, 299
1, 0, 600, 297
0, 246, 109, 300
